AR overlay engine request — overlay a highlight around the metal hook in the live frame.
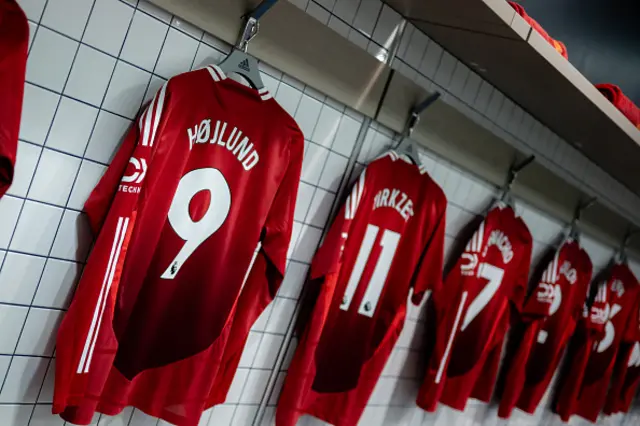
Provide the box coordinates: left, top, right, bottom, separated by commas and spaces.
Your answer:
502, 155, 535, 195
572, 197, 597, 225
404, 92, 441, 138
237, 16, 259, 52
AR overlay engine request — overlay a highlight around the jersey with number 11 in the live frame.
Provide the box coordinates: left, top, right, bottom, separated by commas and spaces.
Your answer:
277, 152, 447, 426
417, 205, 533, 412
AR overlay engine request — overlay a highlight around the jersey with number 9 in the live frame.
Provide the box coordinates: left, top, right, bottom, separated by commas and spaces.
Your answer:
277, 151, 447, 426
417, 205, 533, 412
54, 65, 304, 426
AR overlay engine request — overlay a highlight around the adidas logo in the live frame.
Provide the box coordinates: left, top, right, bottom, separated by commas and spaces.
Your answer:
238, 59, 250, 72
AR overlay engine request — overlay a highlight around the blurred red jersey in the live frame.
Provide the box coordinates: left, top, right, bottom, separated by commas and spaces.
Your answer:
498, 239, 593, 418
0, 0, 28, 197
417, 205, 533, 412
277, 152, 447, 426
555, 263, 640, 423
54, 65, 303, 426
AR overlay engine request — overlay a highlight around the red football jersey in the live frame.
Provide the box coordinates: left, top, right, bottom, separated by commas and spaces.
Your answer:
0, 0, 28, 197
604, 295, 640, 415
54, 65, 303, 426
498, 239, 593, 418
555, 263, 640, 423
277, 152, 447, 426
417, 205, 533, 412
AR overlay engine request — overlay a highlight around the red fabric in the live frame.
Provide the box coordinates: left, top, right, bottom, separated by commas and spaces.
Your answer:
417, 206, 533, 412
0, 0, 28, 197
555, 263, 640, 423
596, 83, 640, 129
277, 153, 447, 426
54, 66, 303, 426
508, 1, 568, 59
498, 240, 593, 418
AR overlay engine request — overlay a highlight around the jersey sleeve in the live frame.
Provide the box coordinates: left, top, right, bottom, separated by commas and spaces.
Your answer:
623, 297, 640, 343
84, 84, 169, 234
411, 201, 446, 305
310, 165, 369, 279
0, 1, 28, 197
54, 82, 170, 404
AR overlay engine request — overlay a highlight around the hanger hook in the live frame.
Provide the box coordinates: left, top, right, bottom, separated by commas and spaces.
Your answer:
237, 16, 259, 52
572, 197, 597, 226
502, 155, 535, 196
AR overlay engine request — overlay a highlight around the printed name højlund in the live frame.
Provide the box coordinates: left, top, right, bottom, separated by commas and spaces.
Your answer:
187, 118, 260, 171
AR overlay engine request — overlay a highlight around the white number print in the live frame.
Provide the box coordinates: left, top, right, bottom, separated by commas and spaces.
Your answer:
161, 168, 231, 279
461, 263, 504, 330
340, 224, 401, 317
597, 303, 622, 353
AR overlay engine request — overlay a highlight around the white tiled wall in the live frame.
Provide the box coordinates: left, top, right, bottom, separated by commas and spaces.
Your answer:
2, 0, 640, 425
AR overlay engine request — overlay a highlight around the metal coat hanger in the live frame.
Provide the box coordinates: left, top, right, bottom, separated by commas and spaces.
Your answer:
218, 1, 279, 90
394, 92, 441, 165
491, 155, 535, 212
566, 197, 596, 244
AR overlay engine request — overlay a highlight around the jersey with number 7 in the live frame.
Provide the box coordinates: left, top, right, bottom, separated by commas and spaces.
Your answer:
277, 151, 447, 426
54, 65, 304, 426
417, 205, 533, 412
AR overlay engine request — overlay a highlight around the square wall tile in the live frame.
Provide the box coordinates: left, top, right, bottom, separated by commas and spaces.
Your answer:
10, 200, 63, 256
305, 188, 335, 227
294, 182, 315, 222
83, 0, 135, 56
301, 142, 329, 186
0, 305, 28, 353
0, 196, 23, 250
333, 0, 359, 24
28, 149, 81, 206
0, 252, 46, 304
103, 61, 150, 119
405, 29, 429, 70
46, 97, 99, 156
26, 27, 78, 92
85, 111, 131, 164
64, 44, 117, 106
7, 141, 41, 197
311, 105, 341, 148
0, 404, 32, 426
331, 114, 360, 157
371, 5, 402, 48
352, 0, 381, 37
237, 331, 261, 368
279, 261, 308, 300
120, 10, 168, 72
306, 2, 330, 25
433, 51, 457, 88
68, 160, 107, 210
19, 84, 59, 145
0, 356, 49, 403
30, 404, 65, 426
318, 152, 347, 192
41, 0, 93, 40
275, 83, 303, 118
252, 333, 284, 369
294, 94, 322, 139
50, 210, 92, 262
239, 369, 270, 404
225, 368, 249, 404
191, 42, 224, 71
33, 258, 81, 309
154, 28, 199, 79
290, 224, 322, 263
328, 15, 350, 38
16, 0, 47, 21
16, 308, 63, 356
